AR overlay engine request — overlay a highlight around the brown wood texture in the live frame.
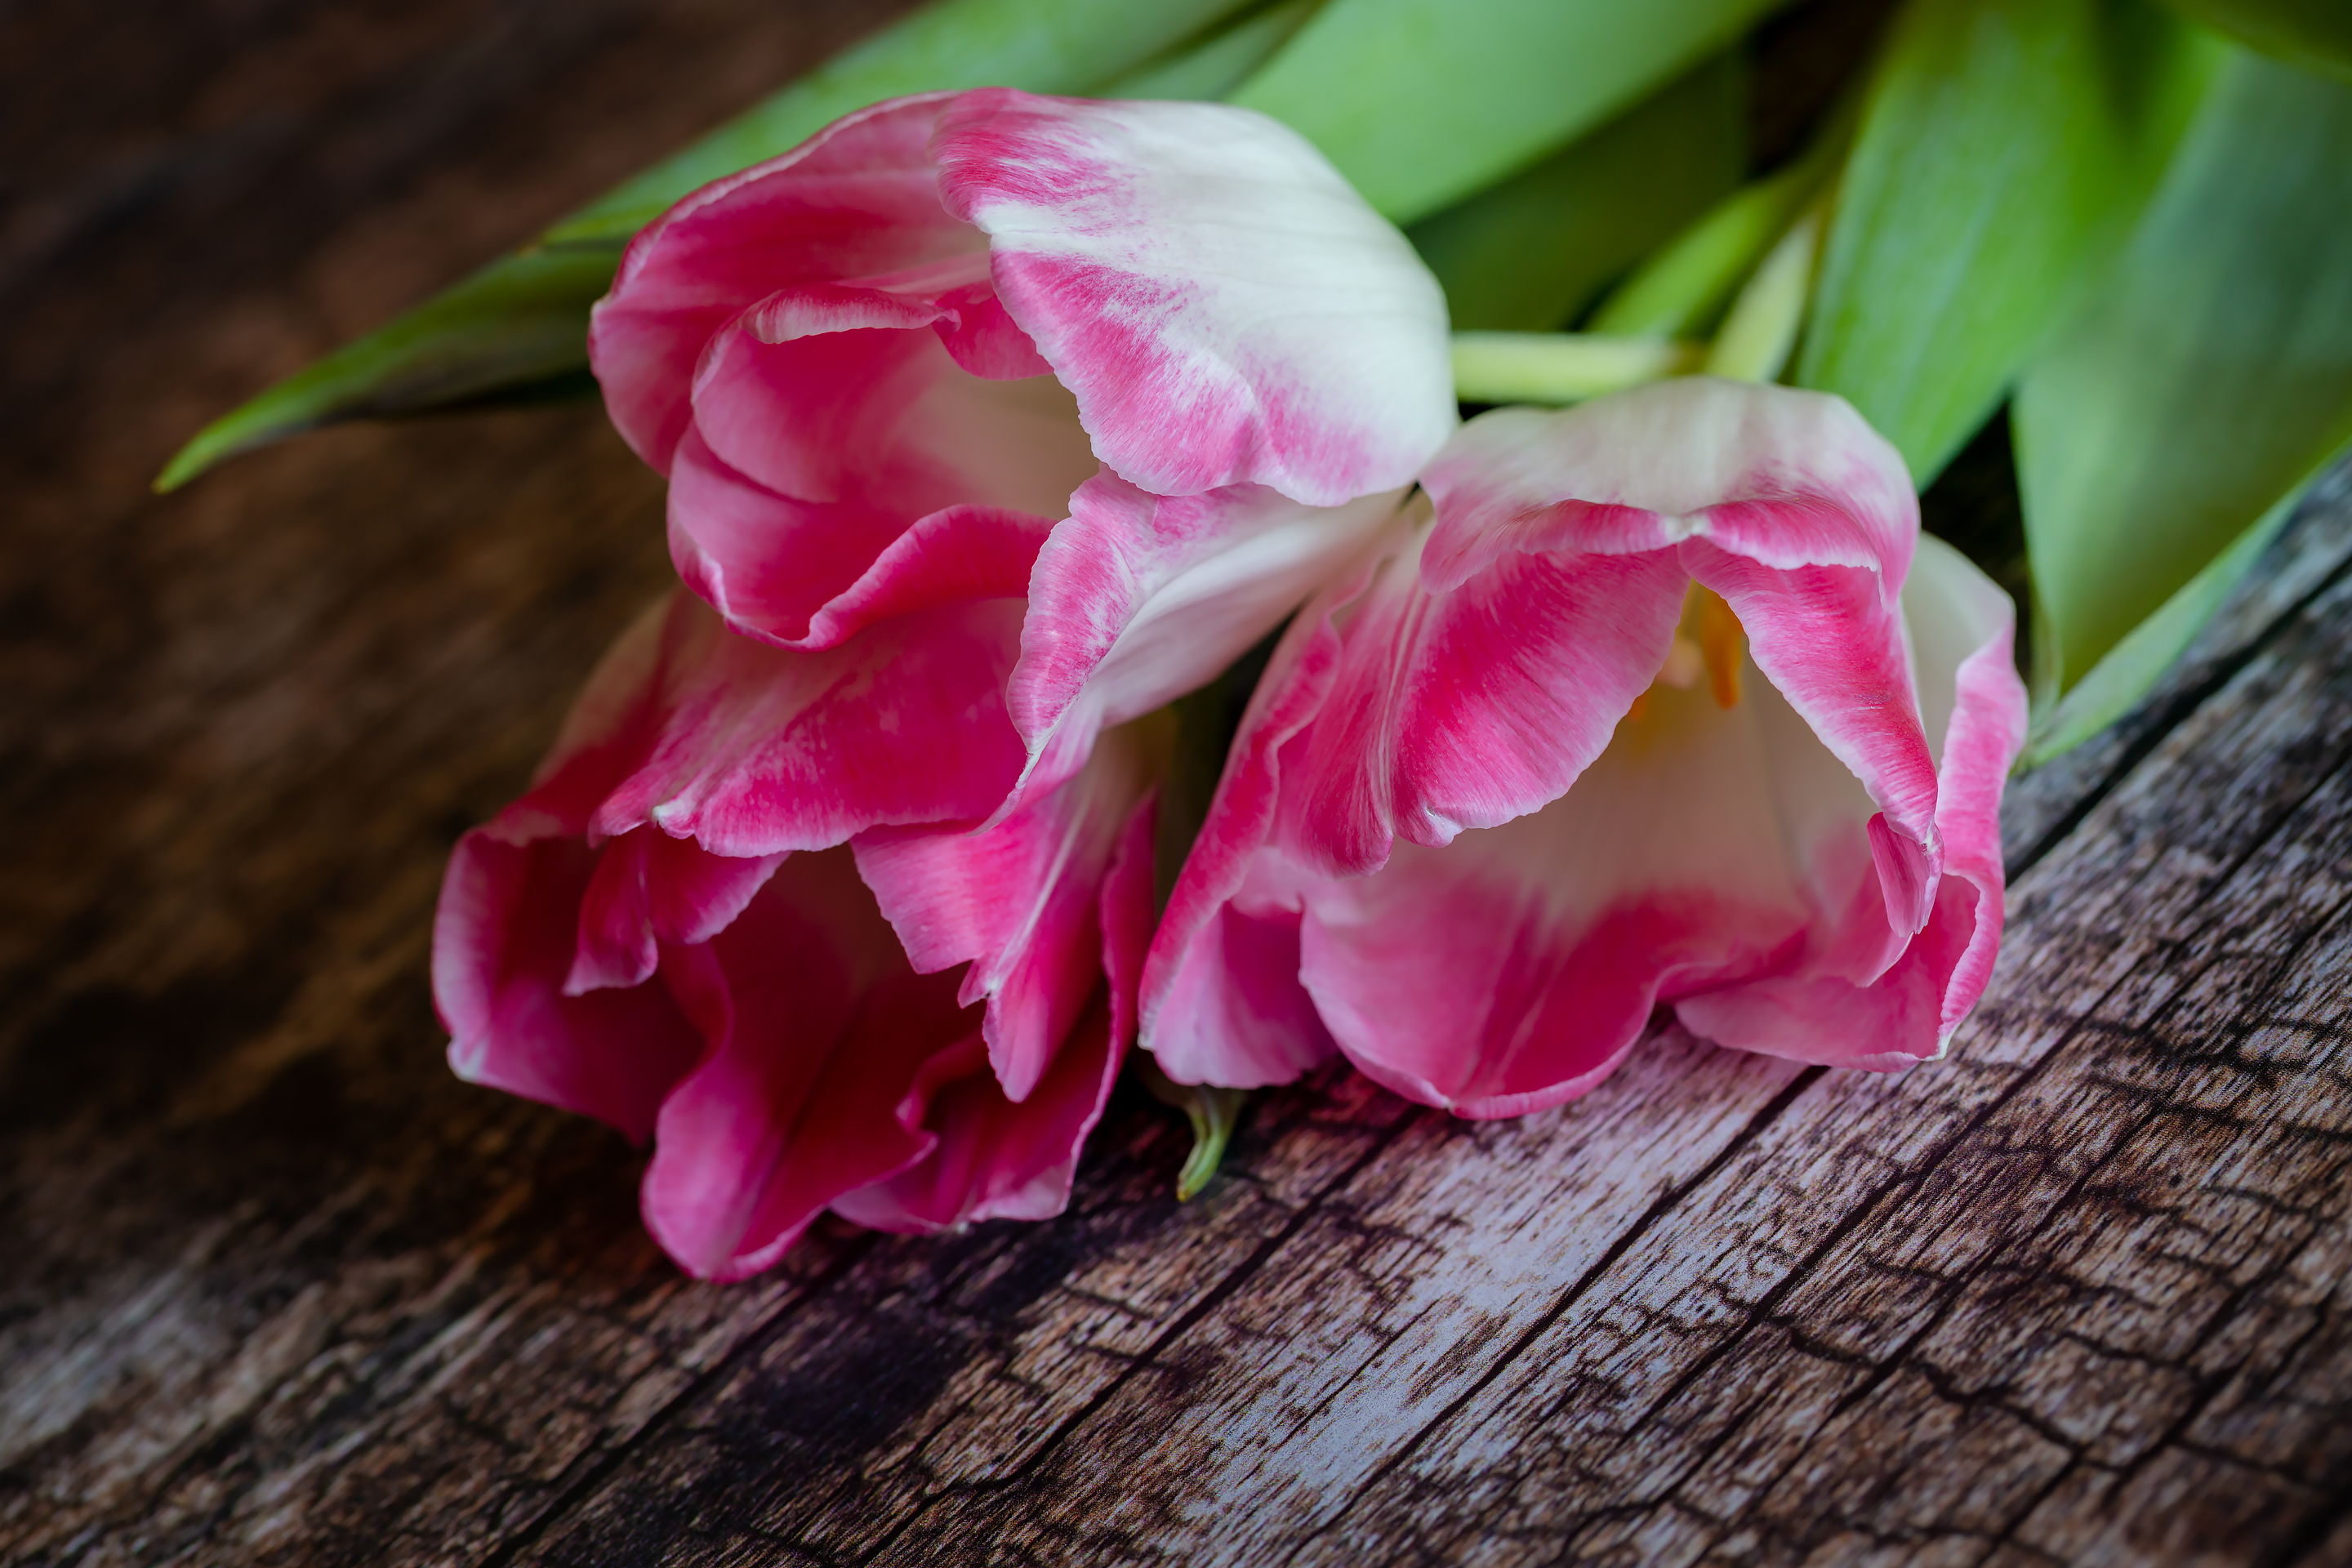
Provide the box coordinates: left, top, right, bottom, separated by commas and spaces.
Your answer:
6, 4, 2352, 1565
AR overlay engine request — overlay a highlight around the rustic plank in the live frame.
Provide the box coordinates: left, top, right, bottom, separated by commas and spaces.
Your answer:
7, 4, 2352, 1567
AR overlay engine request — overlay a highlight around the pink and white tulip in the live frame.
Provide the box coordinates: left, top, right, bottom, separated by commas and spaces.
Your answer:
432, 587, 1156, 1280
588, 88, 1455, 803
1143, 378, 2029, 1117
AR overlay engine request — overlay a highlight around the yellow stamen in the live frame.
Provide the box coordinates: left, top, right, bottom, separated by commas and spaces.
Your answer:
1695, 586, 1744, 708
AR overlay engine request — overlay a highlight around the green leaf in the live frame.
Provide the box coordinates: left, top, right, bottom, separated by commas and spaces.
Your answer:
2154, 0, 2352, 78
158, 0, 1256, 489
1100, 0, 1322, 101
2017, 450, 2340, 768
1229, 0, 1794, 224
1137, 1056, 1250, 1201
155, 243, 620, 492
1795, 0, 2222, 486
2015, 47, 2352, 721
1702, 203, 1823, 383
1404, 53, 1747, 332
1587, 92, 1853, 339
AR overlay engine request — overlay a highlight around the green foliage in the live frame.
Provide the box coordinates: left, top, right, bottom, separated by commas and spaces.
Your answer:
1587, 93, 1852, 339
1405, 54, 1747, 332
2014, 48, 2352, 743
1229, 0, 1792, 224
154, 245, 618, 492
1796, 0, 2221, 486
158, 0, 1255, 489
2155, 0, 2352, 77
1703, 203, 1823, 383
1101, 0, 1322, 100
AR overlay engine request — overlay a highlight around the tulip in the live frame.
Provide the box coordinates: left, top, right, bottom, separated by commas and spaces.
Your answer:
1142, 378, 2029, 1116
433, 587, 1159, 1279
587, 87, 1454, 801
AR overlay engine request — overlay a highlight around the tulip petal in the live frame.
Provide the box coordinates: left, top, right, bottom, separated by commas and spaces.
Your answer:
1672, 535, 2028, 1062
1141, 550, 1390, 1086
639, 849, 973, 1281
434, 831, 704, 1143
853, 719, 1163, 1102
586, 591, 1028, 859
933, 89, 1456, 507
668, 344, 1093, 649
590, 93, 974, 473
831, 991, 1122, 1233
1294, 649, 1839, 1118
566, 831, 786, 995
1392, 383, 1928, 893
837, 791, 1150, 1232
1280, 518, 1691, 874
1009, 470, 1402, 802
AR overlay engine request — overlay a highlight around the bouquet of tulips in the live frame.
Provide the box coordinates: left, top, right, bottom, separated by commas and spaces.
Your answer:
164, 0, 2352, 1279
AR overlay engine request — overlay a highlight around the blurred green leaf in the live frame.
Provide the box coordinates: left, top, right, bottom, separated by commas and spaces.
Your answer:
2155, 0, 2352, 78
1795, 0, 2222, 486
2015, 48, 2352, 730
158, 0, 1256, 489
1405, 53, 1746, 332
1588, 92, 1852, 339
2017, 453, 2338, 768
1102, 0, 1322, 100
155, 245, 619, 492
1704, 203, 1823, 383
1229, 0, 1793, 224
1137, 1056, 1250, 1200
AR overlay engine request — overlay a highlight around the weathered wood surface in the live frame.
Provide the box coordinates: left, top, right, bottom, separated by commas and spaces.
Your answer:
5, 3, 2351, 1564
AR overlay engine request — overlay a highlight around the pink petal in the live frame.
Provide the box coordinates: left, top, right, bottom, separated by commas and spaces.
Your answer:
932, 90, 1456, 507
1674, 537, 2029, 1062
1419, 382, 1915, 592
587, 590, 1029, 859
566, 830, 785, 995
1292, 669, 1830, 1116
831, 987, 1124, 1233
1277, 516, 1690, 875
1140, 547, 1398, 1087
639, 849, 973, 1281
434, 831, 704, 1143
1419, 383, 1936, 922
852, 719, 1163, 1102
590, 93, 977, 474
1008, 470, 1403, 804
666, 339, 1093, 649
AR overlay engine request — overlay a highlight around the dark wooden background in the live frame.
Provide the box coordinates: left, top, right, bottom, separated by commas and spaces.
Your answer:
5, 2, 2350, 1563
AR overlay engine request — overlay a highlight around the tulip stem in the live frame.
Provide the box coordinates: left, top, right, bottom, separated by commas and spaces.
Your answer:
1136, 1056, 1250, 1200
1450, 332, 1701, 406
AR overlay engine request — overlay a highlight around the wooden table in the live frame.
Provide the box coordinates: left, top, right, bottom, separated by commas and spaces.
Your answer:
7, 3, 2350, 1563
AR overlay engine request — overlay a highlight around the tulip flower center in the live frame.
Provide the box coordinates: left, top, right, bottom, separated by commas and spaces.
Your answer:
1624, 582, 1746, 727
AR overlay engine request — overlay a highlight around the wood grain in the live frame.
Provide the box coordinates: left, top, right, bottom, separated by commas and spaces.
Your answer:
4, 4, 2350, 1566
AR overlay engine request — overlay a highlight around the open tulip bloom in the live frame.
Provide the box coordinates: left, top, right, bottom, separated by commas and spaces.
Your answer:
433, 87, 2031, 1278
1143, 377, 2029, 1117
